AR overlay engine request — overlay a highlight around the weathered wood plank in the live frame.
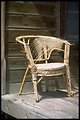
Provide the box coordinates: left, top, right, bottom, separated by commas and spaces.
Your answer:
7, 56, 27, 69
1, 91, 79, 119
8, 12, 57, 18
34, 2, 56, 16
7, 15, 45, 27
8, 2, 56, 16
1, 95, 48, 118
6, 30, 57, 43
9, 82, 33, 94
8, 2, 39, 14
7, 42, 24, 56
7, 15, 56, 28
7, 42, 24, 55
7, 70, 29, 83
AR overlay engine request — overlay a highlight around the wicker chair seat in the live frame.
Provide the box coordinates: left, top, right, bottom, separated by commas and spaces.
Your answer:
36, 63, 65, 76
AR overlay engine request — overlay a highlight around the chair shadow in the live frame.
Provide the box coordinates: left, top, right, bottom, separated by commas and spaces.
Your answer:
38, 90, 68, 101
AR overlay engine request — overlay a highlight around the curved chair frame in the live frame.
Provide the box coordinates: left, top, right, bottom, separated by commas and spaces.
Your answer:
16, 35, 73, 102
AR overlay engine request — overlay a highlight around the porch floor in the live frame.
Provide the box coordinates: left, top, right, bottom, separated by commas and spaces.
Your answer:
1, 89, 79, 119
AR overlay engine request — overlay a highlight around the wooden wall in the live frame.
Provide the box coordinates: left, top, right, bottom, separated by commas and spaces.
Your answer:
5, 1, 60, 92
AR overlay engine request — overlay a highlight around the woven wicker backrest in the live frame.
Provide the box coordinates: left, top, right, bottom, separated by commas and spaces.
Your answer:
32, 37, 64, 61
16, 35, 70, 64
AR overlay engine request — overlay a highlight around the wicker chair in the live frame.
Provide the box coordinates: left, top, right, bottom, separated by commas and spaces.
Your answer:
16, 35, 73, 102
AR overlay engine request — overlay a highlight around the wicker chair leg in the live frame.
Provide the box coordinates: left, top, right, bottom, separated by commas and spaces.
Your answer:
18, 67, 29, 95
65, 65, 74, 97
33, 80, 39, 102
